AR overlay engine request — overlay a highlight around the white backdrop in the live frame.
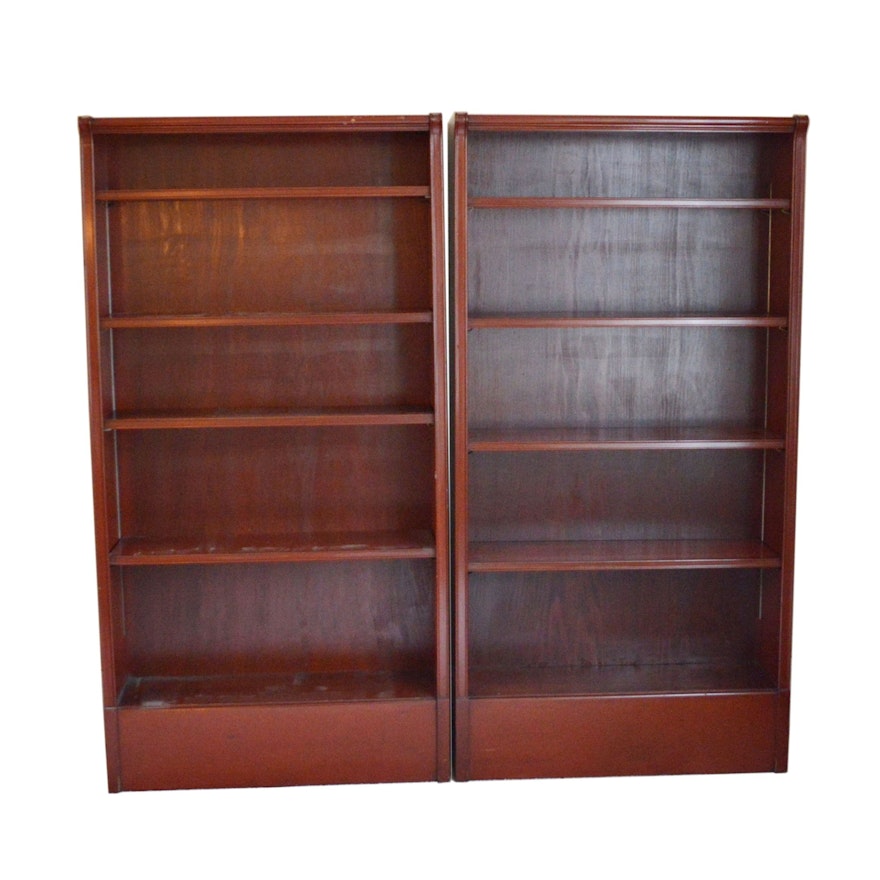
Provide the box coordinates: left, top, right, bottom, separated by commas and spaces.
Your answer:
3, 2, 876, 876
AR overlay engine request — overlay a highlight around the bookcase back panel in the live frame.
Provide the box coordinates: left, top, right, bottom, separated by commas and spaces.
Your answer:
468, 327, 766, 429
95, 132, 430, 189
113, 325, 433, 411
468, 569, 761, 671
468, 132, 788, 199
122, 561, 436, 677
468, 209, 768, 315
468, 450, 764, 542
107, 199, 432, 314
116, 426, 434, 538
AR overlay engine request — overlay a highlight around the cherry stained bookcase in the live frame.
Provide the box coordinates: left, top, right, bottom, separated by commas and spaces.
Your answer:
79, 115, 450, 791
80, 112, 807, 790
452, 114, 807, 780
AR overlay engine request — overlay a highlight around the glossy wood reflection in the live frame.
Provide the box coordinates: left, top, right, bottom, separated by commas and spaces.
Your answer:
81, 115, 449, 790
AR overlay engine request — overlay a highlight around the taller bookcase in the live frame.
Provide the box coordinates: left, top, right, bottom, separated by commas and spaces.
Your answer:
79, 115, 449, 790
452, 114, 807, 780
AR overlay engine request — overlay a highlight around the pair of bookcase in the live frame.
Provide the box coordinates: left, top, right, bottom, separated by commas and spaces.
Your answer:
79, 113, 807, 791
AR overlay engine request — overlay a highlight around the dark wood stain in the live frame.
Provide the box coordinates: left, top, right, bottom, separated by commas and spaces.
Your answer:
452, 114, 806, 780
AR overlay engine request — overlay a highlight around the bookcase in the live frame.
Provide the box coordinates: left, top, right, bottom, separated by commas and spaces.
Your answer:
79, 115, 449, 790
452, 114, 807, 779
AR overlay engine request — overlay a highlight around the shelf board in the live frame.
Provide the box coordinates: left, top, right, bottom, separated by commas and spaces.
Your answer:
110, 530, 436, 566
105, 406, 434, 430
469, 313, 788, 329
469, 197, 790, 210
468, 426, 785, 452
87, 115, 435, 135
119, 670, 436, 707
468, 540, 781, 572
102, 311, 433, 329
468, 663, 776, 698
465, 115, 801, 134
96, 185, 430, 202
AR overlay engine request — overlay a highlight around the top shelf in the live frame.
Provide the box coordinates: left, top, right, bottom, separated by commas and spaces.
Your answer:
469, 197, 790, 210
464, 115, 806, 134
96, 186, 430, 202
84, 115, 436, 134
101, 311, 433, 329
468, 313, 787, 329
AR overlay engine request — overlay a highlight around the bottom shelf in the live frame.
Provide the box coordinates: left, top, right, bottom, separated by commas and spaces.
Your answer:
111, 693, 443, 790
119, 670, 436, 707
469, 663, 775, 698
460, 690, 782, 781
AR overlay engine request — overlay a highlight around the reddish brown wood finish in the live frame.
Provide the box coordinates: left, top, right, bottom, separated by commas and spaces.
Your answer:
115, 426, 434, 539
97, 186, 429, 200
120, 671, 437, 706
452, 114, 806, 781
121, 561, 435, 678
467, 694, 778, 780
452, 115, 472, 778
465, 115, 801, 133
468, 539, 781, 572
468, 568, 765, 674
102, 311, 433, 328
80, 119, 122, 749
80, 115, 449, 790
429, 115, 452, 781
105, 199, 431, 315
115, 701, 438, 790
469, 450, 764, 542
90, 115, 434, 134
469, 314, 788, 328
110, 530, 436, 565
106, 408, 435, 431
470, 197, 789, 209
468, 665, 775, 698
468, 426, 785, 451
110, 326, 433, 415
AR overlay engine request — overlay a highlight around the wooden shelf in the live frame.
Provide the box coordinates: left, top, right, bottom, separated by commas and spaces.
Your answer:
97, 185, 430, 202
466, 115, 803, 134
468, 540, 781, 572
87, 115, 436, 134
468, 426, 785, 452
106, 406, 434, 430
469, 313, 788, 329
119, 670, 436, 707
110, 530, 436, 565
469, 197, 790, 210
102, 311, 433, 329
81, 114, 450, 790
468, 664, 776, 698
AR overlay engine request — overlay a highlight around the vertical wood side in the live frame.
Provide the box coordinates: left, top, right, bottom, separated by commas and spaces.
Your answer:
103, 709, 121, 792
80, 117, 121, 791
775, 116, 808, 769
452, 113, 471, 780
429, 114, 451, 781
778, 116, 808, 687
775, 690, 791, 772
